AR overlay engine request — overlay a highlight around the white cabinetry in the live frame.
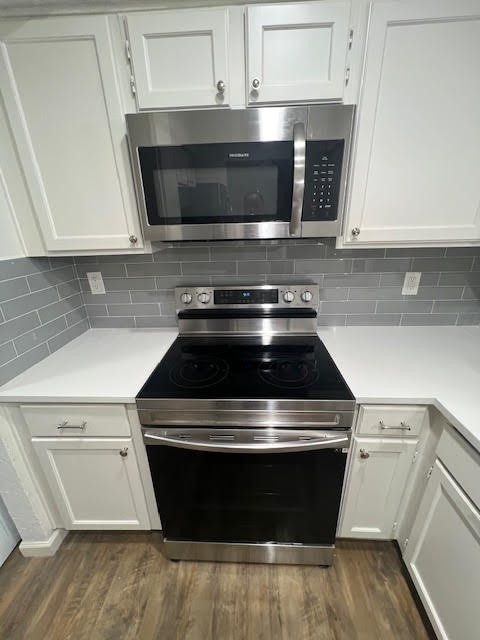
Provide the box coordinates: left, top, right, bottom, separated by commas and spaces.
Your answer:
342, 0, 480, 246
0, 16, 143, 253
246, 2, 350, 104
339, 437, 417, 539
32, 437, 149, 530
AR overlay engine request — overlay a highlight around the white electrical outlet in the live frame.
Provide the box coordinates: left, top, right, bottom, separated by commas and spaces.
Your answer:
87, 271, 106, 295
402, 272, 421, 296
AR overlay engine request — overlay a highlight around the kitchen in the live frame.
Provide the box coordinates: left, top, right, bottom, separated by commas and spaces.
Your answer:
0, 0, 479, 638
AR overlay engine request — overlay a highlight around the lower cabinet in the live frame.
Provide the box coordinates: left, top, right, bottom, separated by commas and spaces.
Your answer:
404, 460, 480, 640
32, 437, 150, 530
339, 437, 417, 539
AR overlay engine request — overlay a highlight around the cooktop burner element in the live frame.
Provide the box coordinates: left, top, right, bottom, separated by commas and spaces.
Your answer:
169, 357, 229, 389
258, 358, 320, 389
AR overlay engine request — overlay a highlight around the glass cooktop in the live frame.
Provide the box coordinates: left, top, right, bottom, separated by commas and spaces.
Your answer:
137, 335, 354, 401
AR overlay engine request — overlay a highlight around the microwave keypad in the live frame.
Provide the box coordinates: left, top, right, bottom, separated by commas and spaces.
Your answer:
303, 140, 345, 222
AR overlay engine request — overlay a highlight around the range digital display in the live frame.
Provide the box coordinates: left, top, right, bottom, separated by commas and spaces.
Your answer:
214, 289, 279, 305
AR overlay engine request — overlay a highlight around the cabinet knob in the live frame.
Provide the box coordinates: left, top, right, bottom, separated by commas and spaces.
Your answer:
251, 77, 260, 89
119, 448, 128, 458
351, 227, 361, 237
129, 235, 138, 244
216, 80, 226, 94
359, 448, 370, 459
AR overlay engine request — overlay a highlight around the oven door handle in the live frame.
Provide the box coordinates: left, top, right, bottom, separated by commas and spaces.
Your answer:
289, 121, 306, 238
143, 431, 349, 453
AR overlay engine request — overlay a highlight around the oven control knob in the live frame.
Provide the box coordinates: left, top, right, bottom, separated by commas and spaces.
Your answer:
197, 292, 211, 304
180, 292, 193, 305
301, 290, 313, 303
283, 291, 295, 303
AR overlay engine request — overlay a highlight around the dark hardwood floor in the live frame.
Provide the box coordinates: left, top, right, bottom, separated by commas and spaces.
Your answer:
0, 532, 431, 640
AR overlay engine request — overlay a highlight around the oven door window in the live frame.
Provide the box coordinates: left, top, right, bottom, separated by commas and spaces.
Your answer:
146, 445, 347, 545
138, 142, 293, 225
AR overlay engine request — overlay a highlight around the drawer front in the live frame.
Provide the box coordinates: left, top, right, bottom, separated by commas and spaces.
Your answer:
437, 427, 480, 509
357, 405, 427, 437
20, 404, 130, 437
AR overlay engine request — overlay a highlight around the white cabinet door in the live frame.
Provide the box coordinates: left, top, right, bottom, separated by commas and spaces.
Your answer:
343, 0, 480, 246
246, 2, 350, 104
339, 437, 417, 539
32, 438, 150, 530
0, 496, 19, 567
404, 460, 480, 640
0, 16, 143, 252
126, 9, 230, 110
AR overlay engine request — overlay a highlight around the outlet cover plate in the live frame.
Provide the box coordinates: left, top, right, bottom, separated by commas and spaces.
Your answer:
87, 271, 106, 295
402, 272, 421, 296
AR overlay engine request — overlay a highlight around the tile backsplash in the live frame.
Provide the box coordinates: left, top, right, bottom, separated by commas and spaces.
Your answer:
0, 257, 88, 385
1, 241, 479, 385
77, 240, 480, 329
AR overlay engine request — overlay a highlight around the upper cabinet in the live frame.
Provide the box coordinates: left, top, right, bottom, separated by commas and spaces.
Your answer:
0, 15, 144, 253
125, 9, 231, 110
342, 0, 480, 247
246, 2, 351, 104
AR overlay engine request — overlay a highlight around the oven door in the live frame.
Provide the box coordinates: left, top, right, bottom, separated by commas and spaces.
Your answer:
143, 427, 349, 558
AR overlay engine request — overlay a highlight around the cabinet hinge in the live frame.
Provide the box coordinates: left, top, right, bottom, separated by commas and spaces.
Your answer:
345, 66, 351, 86
403, 537, 409, 550
392, 521, 397, 532
427, 464, 434, 479
125, 38, 132, 62
412, 449, 419, 464
348, 28, 354, 50
129, 74, 137, 96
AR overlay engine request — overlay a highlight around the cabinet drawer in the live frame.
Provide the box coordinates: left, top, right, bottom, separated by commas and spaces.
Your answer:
20, 404, 130, 437
357, 405, 427, 437
437, 427, 480, 509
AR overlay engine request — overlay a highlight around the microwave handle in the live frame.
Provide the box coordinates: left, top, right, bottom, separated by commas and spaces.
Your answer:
289, 122, 306, 237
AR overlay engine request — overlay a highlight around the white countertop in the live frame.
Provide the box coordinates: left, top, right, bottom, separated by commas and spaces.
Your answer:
0, 325, 479, 452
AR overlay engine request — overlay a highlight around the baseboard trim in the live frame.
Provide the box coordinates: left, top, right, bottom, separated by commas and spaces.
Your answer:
19, 529, 68, 557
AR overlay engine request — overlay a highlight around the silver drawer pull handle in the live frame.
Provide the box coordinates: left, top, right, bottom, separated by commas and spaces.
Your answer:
360, 448, 370, 459
57, 420, 87, 430
379, 420, 411, 431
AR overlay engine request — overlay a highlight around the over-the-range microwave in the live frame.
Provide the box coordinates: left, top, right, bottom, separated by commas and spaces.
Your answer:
126, 105, 355, 242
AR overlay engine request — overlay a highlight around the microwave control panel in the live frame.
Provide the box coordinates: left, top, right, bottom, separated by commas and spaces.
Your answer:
302, 140, 345, 222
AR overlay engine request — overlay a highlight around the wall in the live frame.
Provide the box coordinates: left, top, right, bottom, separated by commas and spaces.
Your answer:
76, 239, 480, 328
0, 257, 88, 385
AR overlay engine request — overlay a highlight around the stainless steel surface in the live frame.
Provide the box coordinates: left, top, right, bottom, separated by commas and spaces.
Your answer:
351, 227, 361, 237
177, 316, 318, 335
162, 538, 334, 566
129, 234, 138, 244
126, 105, 355, 242
359, 448, 370, 459
143, 427, 350, 453
138, 402, 355, 428
57, 420, 87, 431
289, 121, 306, 237
216, 80, 226, 94
379, 421, 412, 431
251, 78, 260, 89
119, 447, 128, 457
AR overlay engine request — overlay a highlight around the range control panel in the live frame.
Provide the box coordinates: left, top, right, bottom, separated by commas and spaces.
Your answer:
302, 140, 345, 222
175, 284, 319, 311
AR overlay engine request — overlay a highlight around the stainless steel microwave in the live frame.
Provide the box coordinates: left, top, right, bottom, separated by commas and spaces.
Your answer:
126, 105, 355, 242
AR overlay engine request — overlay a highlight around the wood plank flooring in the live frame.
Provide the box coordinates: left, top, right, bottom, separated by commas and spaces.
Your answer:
0, 533, 431, 640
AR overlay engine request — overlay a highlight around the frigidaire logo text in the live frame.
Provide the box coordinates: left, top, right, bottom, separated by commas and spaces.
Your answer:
229, 153, 250, 158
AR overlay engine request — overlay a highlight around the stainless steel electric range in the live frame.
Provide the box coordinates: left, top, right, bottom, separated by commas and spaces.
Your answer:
137, 284, 355, 566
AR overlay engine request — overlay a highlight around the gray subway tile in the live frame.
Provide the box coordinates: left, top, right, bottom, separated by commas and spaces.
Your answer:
349, 287, 402, 301
182, 262, 236, 276
438, 272, 480, 286
412, 257, 474, 272
473, 257, 480, 271
81, 291, 131, 305
38, 294, 83, 324
160, 303, 176, 316
317, 314, 346, 326
85, 305, 108, 317
321, 300, 376, 314
268, 261, 295, 275
0, 344, 49, 386
126, 262, 181, 277
89, 317, 135, 328
0, 342, 16, 366
433, 300, 480, 314
267, 244, 326, 260
376, 300, 433, 314
238, 261, 294, 275
319, 288, 348, 301
213, 275, 266, 285
0, 257, 50, 280
27, 266, 75, 291
212, 245, 266, 261
131, 290, 174, 304
457, 313, 480, 325
65, 306, 88, 327
76, 263, 126, 279
346, 314, 401, 326
135, 316, 177, 328
74, 256, 100, 264
323, 273, 381, 288
57, 279, 81, 299
0, 311, 40, 345
385, 247, 445, 257
49, 257, 74, 268
380, 272, 439, 287
97, 254, 153, 264
325, 246, 385, 259
155, 246, 210, 262
295, 259, 353, 275
352, 258, 411, 273
2, 287, 59, 321
107, 303, 160, 316
0, 277, 29, 303
156, 276, 210, 289
48, 319, 89, 353
401, 314, 458, 326
101, 277, 156, 291
445, 247, 480, 256
462, 286, 480, 300
415, 286, 464, 300
14, 316, 67, 355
